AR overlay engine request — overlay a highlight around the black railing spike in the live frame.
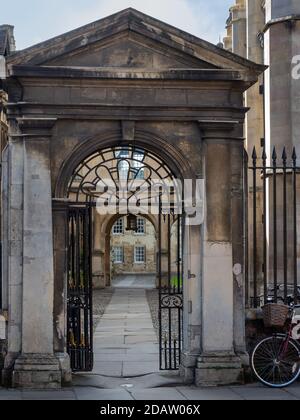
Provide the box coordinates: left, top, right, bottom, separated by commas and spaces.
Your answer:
272, 146, 277, 162
282, 147, 287, 163
252, 147, 257, 162
292, 147, 297, 164
262, 148, 267, 161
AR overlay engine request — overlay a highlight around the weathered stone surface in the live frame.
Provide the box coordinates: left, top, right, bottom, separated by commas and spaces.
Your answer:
196, 354, 244, 387
13, 354, 61, 389
1, 7, 264, 389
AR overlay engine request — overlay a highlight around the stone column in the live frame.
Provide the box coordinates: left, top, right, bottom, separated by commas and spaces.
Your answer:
2, 128, 24, 386
195, 121, 245, 386
11, 118, 61, 389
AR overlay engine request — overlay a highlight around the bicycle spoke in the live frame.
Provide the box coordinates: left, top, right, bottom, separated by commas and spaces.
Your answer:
251, 336, 300, 387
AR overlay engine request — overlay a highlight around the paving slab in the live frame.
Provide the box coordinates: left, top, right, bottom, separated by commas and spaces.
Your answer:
131, 388, 187, 401
21, 390, 76, 400
282, 385, 300, 399
125, 336, 158, 344
177, 386, 243, 401
230, 385, 298, 400
123, 362, 159, 376
92, 361, 123, 377
94, 353, 158, 362
0, 390, 22, 400
74, 387, 133, 400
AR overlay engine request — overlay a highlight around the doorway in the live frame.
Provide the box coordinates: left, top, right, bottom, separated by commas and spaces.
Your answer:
66, 145, 184, 374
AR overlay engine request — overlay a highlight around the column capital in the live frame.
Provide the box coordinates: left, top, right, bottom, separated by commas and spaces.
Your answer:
11, 117, 57, 139
198, 119, 244, 143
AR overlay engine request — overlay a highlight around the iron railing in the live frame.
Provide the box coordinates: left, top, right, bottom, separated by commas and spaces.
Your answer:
248, 146, 300, 308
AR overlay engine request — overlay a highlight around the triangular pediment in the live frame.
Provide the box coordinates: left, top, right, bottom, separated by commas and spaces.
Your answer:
42, 31, 217, 70
6, 8, 264, 75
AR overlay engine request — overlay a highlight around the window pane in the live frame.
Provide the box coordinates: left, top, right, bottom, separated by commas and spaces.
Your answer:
135, 246, 145, 263
133, 150, 145, 180
112, 218, 124, 234
136, 218, 145, 234
112, 246, 123, 263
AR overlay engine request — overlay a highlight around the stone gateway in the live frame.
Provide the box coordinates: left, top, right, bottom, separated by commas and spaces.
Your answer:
0, 8, 264, 388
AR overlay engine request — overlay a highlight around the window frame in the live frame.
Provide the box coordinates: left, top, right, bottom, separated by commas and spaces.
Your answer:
112, 218, 124, 235
112, 246, 124, 264
134, 246, 146, 264
134, 218, 146, 235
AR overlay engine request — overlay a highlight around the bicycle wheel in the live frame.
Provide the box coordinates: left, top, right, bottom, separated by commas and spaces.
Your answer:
251, 335, 300, 388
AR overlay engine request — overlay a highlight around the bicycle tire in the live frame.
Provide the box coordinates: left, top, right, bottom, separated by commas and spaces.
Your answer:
250, 335, 300, 388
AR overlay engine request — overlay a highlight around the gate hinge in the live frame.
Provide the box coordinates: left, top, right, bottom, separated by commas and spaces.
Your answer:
188, 270, 196, 279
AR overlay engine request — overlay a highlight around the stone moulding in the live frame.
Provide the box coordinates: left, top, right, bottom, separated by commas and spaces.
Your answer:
12, 354, 61, 389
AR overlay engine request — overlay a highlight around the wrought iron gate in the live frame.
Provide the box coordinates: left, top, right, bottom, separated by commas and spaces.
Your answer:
158, 199, 183, 370
67, 204, 93, 371
66, 145, 184, 372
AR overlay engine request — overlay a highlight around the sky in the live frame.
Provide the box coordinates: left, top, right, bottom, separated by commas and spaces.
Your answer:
1, 0, 233, 51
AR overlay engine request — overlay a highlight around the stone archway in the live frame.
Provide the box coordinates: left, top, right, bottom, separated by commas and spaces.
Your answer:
1, 8, 264, 389
53, 139, 189, 376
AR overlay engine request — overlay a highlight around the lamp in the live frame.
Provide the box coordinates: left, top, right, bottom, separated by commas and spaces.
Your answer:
126, 214, 138, 232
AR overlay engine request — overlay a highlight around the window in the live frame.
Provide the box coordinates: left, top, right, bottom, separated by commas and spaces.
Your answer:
116, 148, 145, 180
112, 246, 123, 264
135, 218, 145, 235
112, 218, 124, 235
133, 150, 145, 180
134, 246, 145, 263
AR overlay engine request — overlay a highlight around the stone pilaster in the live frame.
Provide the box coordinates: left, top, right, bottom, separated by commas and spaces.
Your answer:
180, 224, 202, 384
195, 121, 245, 386
52, 199, 72, 385
9, 118, 61, 389
2, 125, 24, 386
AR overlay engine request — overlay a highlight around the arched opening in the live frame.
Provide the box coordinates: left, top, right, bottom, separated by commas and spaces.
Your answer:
109, 214, 157, 288
60, 141, 185, 375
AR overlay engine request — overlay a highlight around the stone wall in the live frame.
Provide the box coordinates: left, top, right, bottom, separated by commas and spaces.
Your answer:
110, 217, 156, 274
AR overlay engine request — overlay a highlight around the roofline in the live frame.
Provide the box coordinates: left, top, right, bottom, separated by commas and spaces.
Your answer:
7, 65, 261, 84
7, 8, 265, 73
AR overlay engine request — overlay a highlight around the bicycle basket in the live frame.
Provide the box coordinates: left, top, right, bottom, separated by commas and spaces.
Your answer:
262, 303, 289, 328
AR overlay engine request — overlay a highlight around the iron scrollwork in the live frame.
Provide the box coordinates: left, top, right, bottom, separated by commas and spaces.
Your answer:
160, 294, 183, 309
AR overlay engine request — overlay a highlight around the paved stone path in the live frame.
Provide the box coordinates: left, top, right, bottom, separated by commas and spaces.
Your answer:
1, 383, 300, 400
87, 287, 160, 377
112, 274, 156, 289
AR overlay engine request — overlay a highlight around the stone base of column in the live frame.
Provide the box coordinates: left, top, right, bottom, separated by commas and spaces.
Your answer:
2, 351, 18, 387
195, 353, 244, 386
55, 352, 72, 386
179, 351, 198, 384
12, 354, 61, 389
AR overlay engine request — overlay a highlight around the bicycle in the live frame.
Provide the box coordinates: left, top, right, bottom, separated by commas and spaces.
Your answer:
250, 304, 300, 388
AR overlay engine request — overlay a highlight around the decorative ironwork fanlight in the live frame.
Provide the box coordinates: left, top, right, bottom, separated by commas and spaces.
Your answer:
126, 214, 138, 232
67, 145, 177, 205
